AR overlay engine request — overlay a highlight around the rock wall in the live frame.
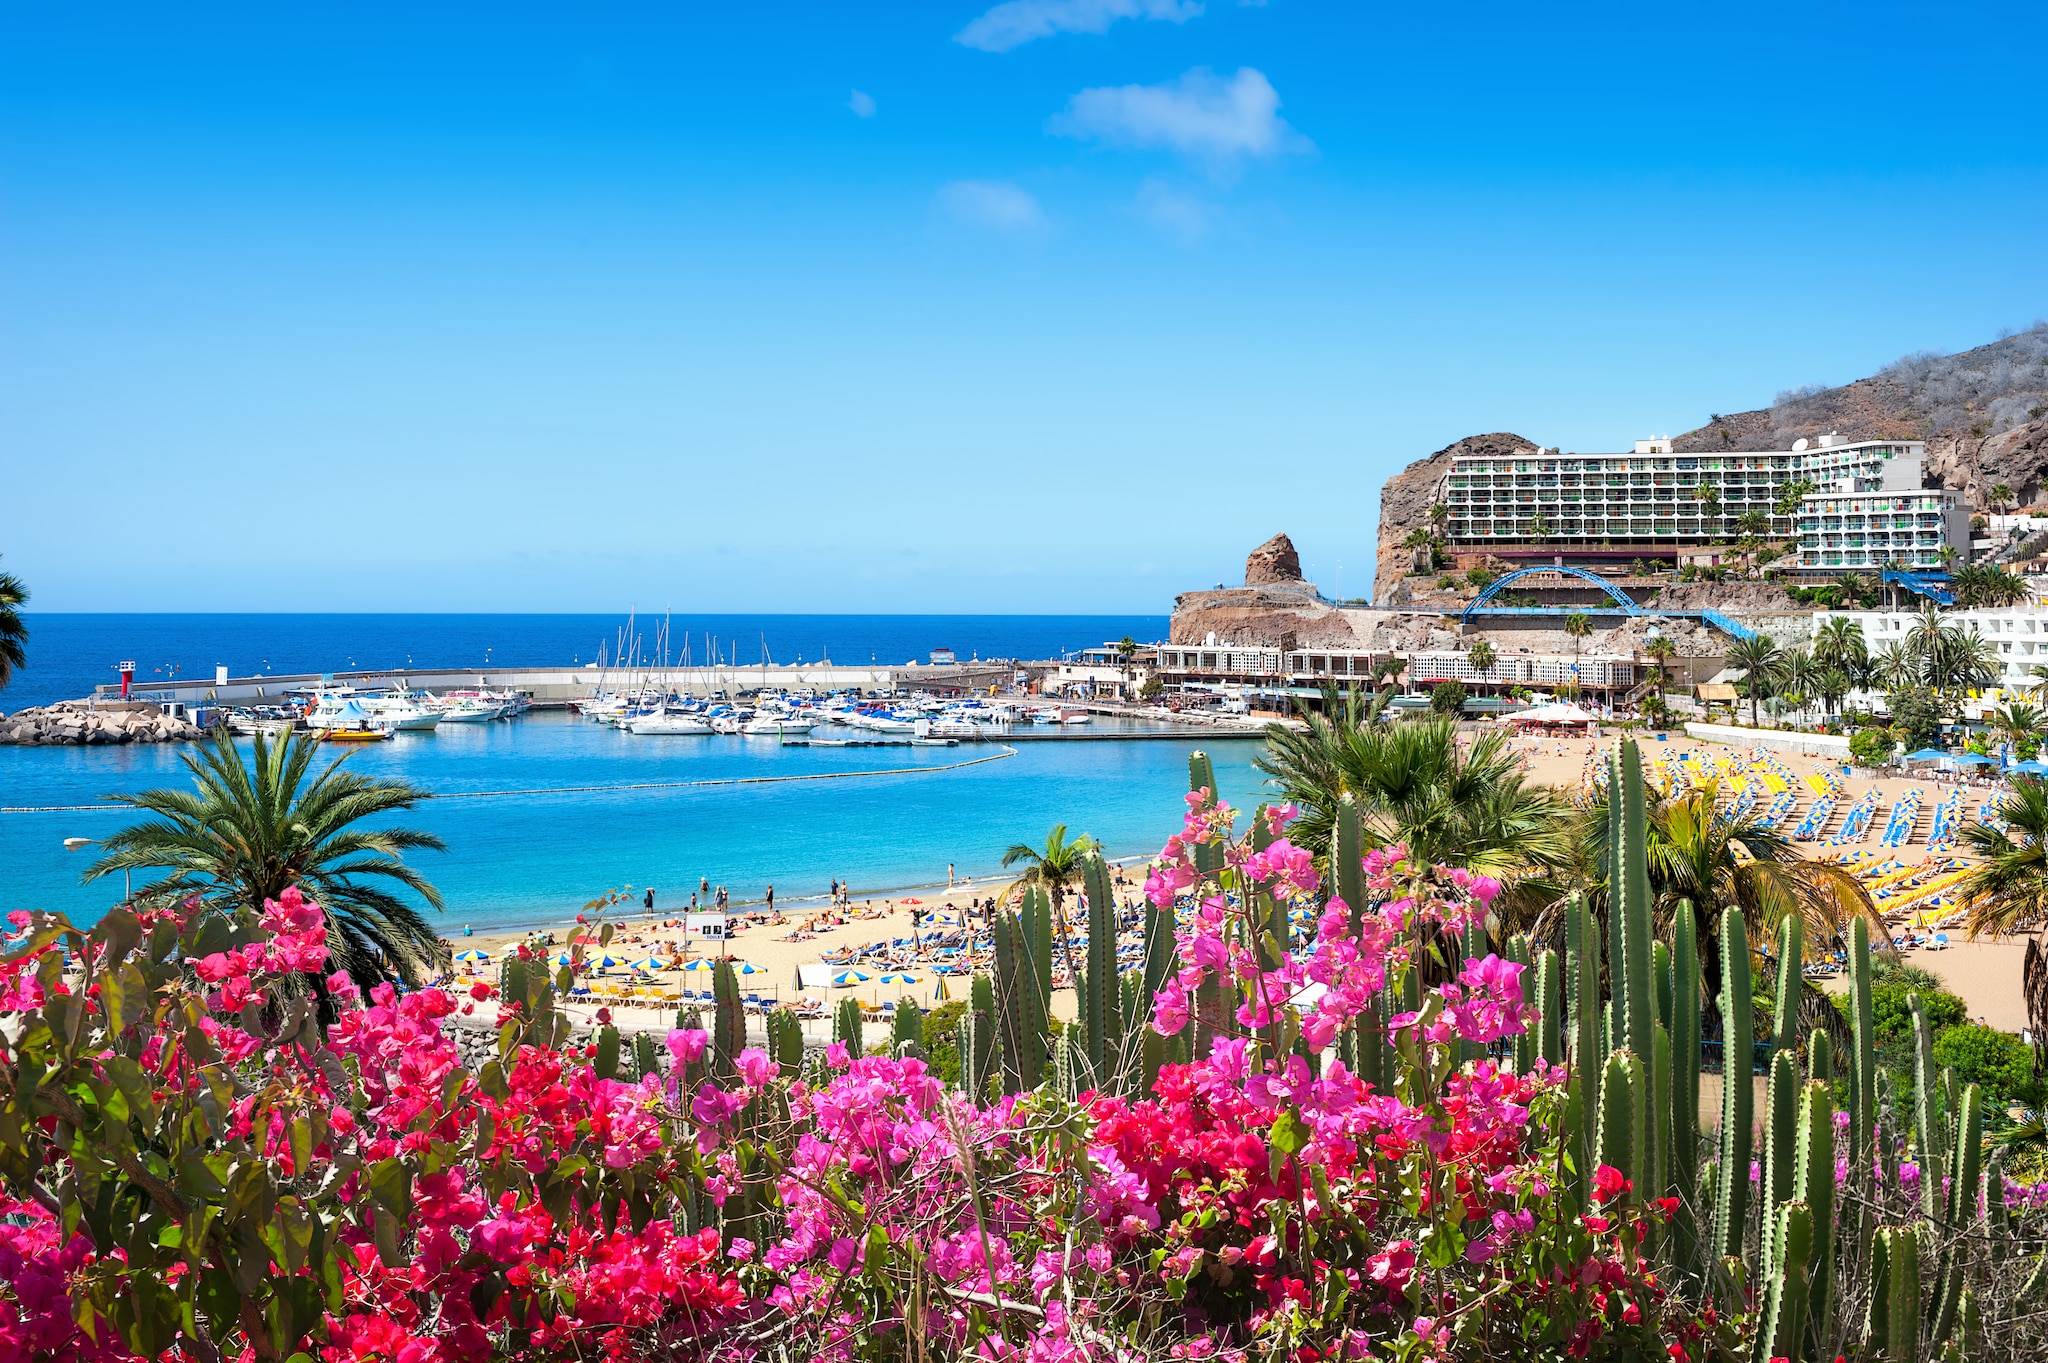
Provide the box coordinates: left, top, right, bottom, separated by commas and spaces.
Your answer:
1169, 587, 1361, 647
1374, 432, 1541, 605
0, 700, 204, 746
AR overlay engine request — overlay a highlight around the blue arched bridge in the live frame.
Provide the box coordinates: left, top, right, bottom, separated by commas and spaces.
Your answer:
1459, 566, 1758, 641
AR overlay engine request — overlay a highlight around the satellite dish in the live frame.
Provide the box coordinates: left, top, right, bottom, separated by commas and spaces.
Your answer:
1791, 438, 1809, 452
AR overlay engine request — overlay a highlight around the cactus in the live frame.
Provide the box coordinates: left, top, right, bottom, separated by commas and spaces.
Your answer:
1716, 905, 1753, 1262
1883, 1223, 1921, 1363
958, 986, 996, 1100
1670, 901, 1701, 1273
1753, 1201, 1813, 1363
1771, 913, 1803, 1061
1189, 751, 1221, 878
1850, 915, 1878, 1173
1053, 1020, 1087, 1099
1911, 992, 1949, 1222
712, 958, 746, 1077
632, 1030, 660, 1082
1932, 1083, 1983, 1343
992, 908, 1050, 1092
1534, 948, 1563, 1069
1082, 853, 1124, 1086
1761, 1050, 1800, 1268
1597, 1048, 1647, 1203
833, 996, 863, 1055
594, 1023, 621, 1082
1793, 1078, 1835, 1342
891, 997, 924, 1052
766, 1007, 804, 1074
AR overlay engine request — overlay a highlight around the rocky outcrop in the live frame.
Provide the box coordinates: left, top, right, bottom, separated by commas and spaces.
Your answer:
1374, 432, 1541, 605
0, 700, 204, 746
1244, 533, 1304, 586
1170, 586, 1361, 648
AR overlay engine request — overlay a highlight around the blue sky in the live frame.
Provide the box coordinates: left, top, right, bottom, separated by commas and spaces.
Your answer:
4, 1, 2046, 612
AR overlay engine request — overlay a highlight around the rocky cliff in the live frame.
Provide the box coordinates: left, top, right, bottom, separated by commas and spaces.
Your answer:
1672, 324, 2048, 505
1170, 532, 1361, 646
0, 700, 205, 746
1373, 432, 1540, 604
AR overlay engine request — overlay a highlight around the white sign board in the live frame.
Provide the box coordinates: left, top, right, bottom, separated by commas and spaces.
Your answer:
684, 913, 727, 939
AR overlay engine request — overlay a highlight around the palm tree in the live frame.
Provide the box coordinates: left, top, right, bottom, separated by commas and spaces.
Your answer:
1564, 611, 1593, 660
2026, 663, 2048, 705
1871, 640, 1917, 694
1644, 635, 1676, 692
1991, 703, 2041, 759
1000, 824, 1097, 981
1467, 638, 1497, 695
1810, 615, 1868, 683
1815, 667, 1851, 723
1959, 779, 2048, 937
1779, 649, 1816, 725
1727, 633, 1785, 728
0, 556, 26, 690
1992, 483, 2015, 516
86, 729, 447, 992
1256, 701, 1573, 892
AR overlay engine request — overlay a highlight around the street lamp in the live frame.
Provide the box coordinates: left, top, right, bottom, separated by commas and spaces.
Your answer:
63, 837, 128, 903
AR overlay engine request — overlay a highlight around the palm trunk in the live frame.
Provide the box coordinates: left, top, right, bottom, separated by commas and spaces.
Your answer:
1051, 885, 1083, 989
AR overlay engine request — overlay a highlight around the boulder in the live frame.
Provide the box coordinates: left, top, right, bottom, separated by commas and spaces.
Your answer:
1245, 533, 1304, 586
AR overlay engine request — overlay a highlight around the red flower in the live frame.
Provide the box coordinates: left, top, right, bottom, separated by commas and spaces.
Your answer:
1591, 1163, 1633, 1206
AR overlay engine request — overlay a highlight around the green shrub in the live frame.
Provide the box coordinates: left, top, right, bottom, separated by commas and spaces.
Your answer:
1431, 680, 1468, 714
1840, 977, 1966, 1044
1849, 728, 1893, 767
1933, 1023, 2042, 1120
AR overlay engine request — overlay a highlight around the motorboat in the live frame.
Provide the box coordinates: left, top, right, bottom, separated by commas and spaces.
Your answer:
320, 725, 394, 742
741, 713, 815, 735
627, 709, 714, 735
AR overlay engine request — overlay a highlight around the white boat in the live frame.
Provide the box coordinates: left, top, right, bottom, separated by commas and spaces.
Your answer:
627, 710, 714, 735
435, 699, 502, 723
360, 693, 443, 732
1056, 707, 1091, 725
741, 713, 815, 735
925, 719, 983, 739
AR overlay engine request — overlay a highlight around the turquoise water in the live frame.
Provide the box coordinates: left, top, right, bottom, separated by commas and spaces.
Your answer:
0, 713, 1272, 931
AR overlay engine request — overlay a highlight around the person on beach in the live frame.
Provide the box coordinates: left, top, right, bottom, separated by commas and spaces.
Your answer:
644, 888, 655, 912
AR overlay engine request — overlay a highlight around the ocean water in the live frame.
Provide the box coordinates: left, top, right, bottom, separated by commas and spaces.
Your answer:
0, 613, 1279, 933
0, 713, 1271, 932
2, 613, 1170, 710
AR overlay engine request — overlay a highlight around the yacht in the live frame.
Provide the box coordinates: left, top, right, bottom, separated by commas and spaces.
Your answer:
741, 713, 815, 736
627, 709, 714, 735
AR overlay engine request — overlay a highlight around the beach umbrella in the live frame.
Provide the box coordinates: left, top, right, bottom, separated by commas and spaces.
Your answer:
833, 970, 870, 985
900, 898, 924, 906
734, 961, 764, 974
630, 957, 667, 971
1904, 748, 1948, 762
879, 972, 920, 984
454, 949, 490, 962
2013, 760, 2048, 775
681, 958, 719, 972
597, 955, 619, 969
1954, 752, 1994, 765
553, 952, 575, 967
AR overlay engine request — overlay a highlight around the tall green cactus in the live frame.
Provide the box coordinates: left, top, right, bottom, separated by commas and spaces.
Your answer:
1082, 853, 1123, 1086
1670, 901, 1701, 1271
1716, 906, 1753, 1262
1932, 1083, 1984, 1344
766, 1007, 805, 1074
594, 1023, 621, 1082
1770, 913, 1803, 1060
1189, 751, 1221, 878
1849, 915, 1878, 1172
1753, 1201, 1813, 1363
1534, 948, 1562, 1069
891, 997, 924, 1052
1761, 1050, 1800, 1268
958, 1005, 993, 1099
712, 957, 746, 1077
1884, 1224, 1921, 1363
1910, 992, 1949, 1224
1052, 1019, 1087, 1099
1793, 1078, 1835, 1339
992, 907, 1050, 1092
833, 996, 863, 1055
1598, 1048, 1647, 1203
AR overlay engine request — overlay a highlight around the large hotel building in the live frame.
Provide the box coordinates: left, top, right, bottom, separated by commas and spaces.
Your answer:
1439, 433, 1969, 577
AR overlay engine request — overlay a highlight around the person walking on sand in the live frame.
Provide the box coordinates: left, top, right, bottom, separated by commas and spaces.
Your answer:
644, 888, 655, 912
765, 884, 775, 913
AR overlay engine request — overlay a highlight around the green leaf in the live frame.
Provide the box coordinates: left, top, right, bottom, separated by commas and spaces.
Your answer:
1270, 1110, 1307, 1157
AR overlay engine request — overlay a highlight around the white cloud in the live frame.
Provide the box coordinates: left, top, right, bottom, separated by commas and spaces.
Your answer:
1050, 67, 1302, 165
955, 0, 1202, 53
847, 89, 877, 118
1135, 177, 1212, 241
935, 179, 1045, 231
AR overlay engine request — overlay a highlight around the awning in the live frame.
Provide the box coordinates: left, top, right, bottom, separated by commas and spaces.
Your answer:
1695, 683, 1738, 703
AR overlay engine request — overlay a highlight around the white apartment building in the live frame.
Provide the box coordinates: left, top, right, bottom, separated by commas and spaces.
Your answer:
1789, 434, 1970, 574
1440, 433, 1968, 578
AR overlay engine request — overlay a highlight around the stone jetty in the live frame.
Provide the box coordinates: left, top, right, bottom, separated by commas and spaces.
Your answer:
0, 700, 205, 746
